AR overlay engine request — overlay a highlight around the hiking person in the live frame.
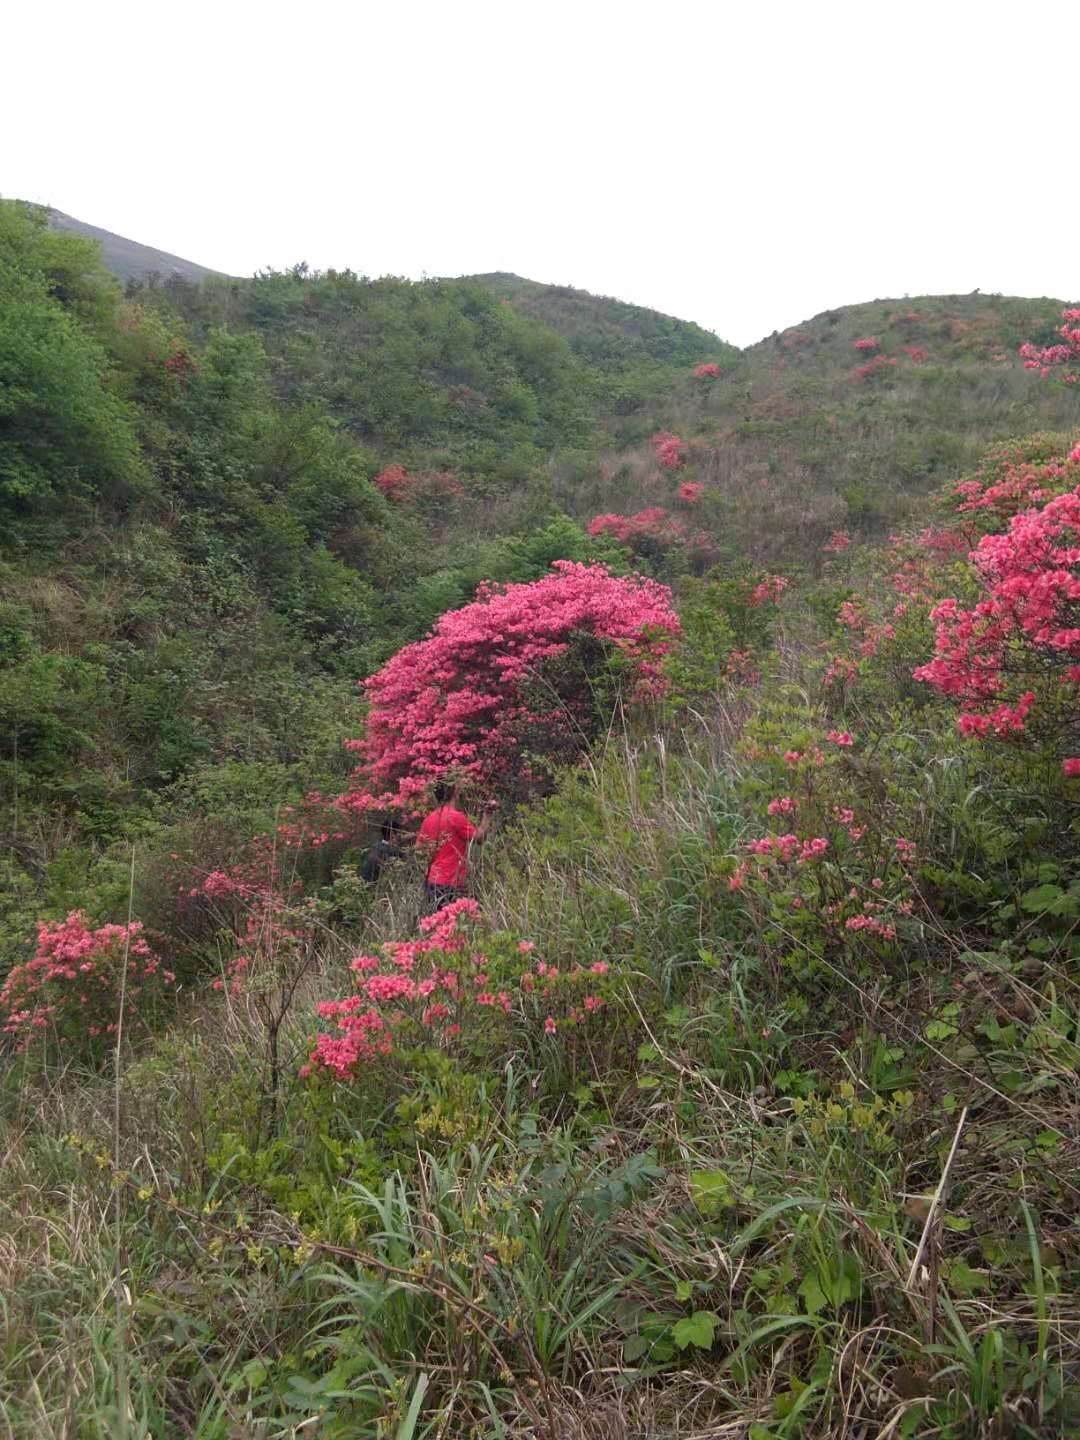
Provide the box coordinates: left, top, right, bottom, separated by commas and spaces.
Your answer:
360, 816, 406, 883
416, 782, 491, 911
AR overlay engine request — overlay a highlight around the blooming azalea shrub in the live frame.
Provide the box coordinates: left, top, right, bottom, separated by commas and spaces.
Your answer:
373, 463, 464, 505
0, 911, 173, 1054
903, 345, 927, 364
693, 362, 722, 379
852, 354, 898, 383
950, 433, 1079, 532
915, 462, 1080, 760
649, 431, 686, 470
341, 562, 680, 811
305, 898, 614, 1080
587, 508, 686, 547
853, 336, 880, 352
822, 530, 852, 554
1019, 307, 1080, 383
373, 463, 410, 501
678, 481, 705, 505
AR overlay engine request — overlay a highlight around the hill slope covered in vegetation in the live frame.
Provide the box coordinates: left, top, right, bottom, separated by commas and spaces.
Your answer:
2, 197, 1079, 1438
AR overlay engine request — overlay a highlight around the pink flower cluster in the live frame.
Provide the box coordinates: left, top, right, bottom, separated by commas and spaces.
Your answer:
1018, 308, 1080, 384
745, 833, 828, 865
823, 530, 852, 554
305, 899, 611, 1080
341, 562, 680, 810
0, 911, 173, 1051
374, 464, 464, 504
650, 431, 687, 470
588, 508, 685, 545
693, 362, 722, 379
678, 482, 705, 504
914, 480, 1080, 748
374, 464, 410, 501
853, 336, 880, 352
750, 575, 789, 607
852, 354, 898, 382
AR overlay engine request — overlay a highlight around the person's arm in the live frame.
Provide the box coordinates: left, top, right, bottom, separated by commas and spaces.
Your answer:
472, 800, 497, 842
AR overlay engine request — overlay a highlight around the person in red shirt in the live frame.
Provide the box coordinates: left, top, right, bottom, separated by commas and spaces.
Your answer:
416, 783, 491, 911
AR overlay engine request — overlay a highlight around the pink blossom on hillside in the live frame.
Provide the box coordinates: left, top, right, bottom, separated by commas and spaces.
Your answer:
915, 469, 1080, 757
693, 362, 722, 379
587, 508, 685, 544
750, 575, 788, 606
649, 431, 687, 470
1019, 309, 1080, 382
341, 562, 680, 810
853, 336, 880, 352
678, 482, 705, 504
1, 912, 172, 1050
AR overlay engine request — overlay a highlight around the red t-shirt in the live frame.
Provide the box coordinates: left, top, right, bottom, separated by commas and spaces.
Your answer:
417, 805, 477, 887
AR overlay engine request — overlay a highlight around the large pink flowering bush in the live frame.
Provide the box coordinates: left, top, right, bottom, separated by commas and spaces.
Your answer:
340, 562, 680, 811
1, 911, 173, 1053
915, 445, 1080, 762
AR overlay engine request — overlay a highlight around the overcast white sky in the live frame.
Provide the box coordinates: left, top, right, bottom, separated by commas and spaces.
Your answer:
5, 1, 1079, 346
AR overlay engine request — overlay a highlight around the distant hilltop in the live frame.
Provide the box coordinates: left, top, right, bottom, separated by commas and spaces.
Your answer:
44, 207, 225, 284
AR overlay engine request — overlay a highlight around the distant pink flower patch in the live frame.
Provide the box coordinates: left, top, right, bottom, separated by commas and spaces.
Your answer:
1063, 758, 1080, 777
750, 575, 788, 606
650, 431, 687, 470
374, 463, 410, 501
852, 354, 898, 382
767, 795, 796, 815
853, 336, 880, 352
826, 730, 854, 747
823, 530, 851, 553
678, 481, 705, 504
693, 362, 722, 379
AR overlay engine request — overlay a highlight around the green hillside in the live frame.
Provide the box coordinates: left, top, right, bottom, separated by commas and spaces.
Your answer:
2, 197, 1079, 1438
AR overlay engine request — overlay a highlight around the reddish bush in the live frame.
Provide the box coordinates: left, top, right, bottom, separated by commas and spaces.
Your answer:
340, 562, 680, 811
693, 362, 722, 379
903, 345, 927, 364
853, 336, 880, 352
649, 431, 686, 470
374, 464, 410, 501
305, 898, 614, 1081
588, 508, 685, 544
914, 457, 1080, 753
678, 482, 705, 504
1019, 308, 1080, 383
374, 464, 464, 504
1, 912, 173, 1053
852, 354, 898, 382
